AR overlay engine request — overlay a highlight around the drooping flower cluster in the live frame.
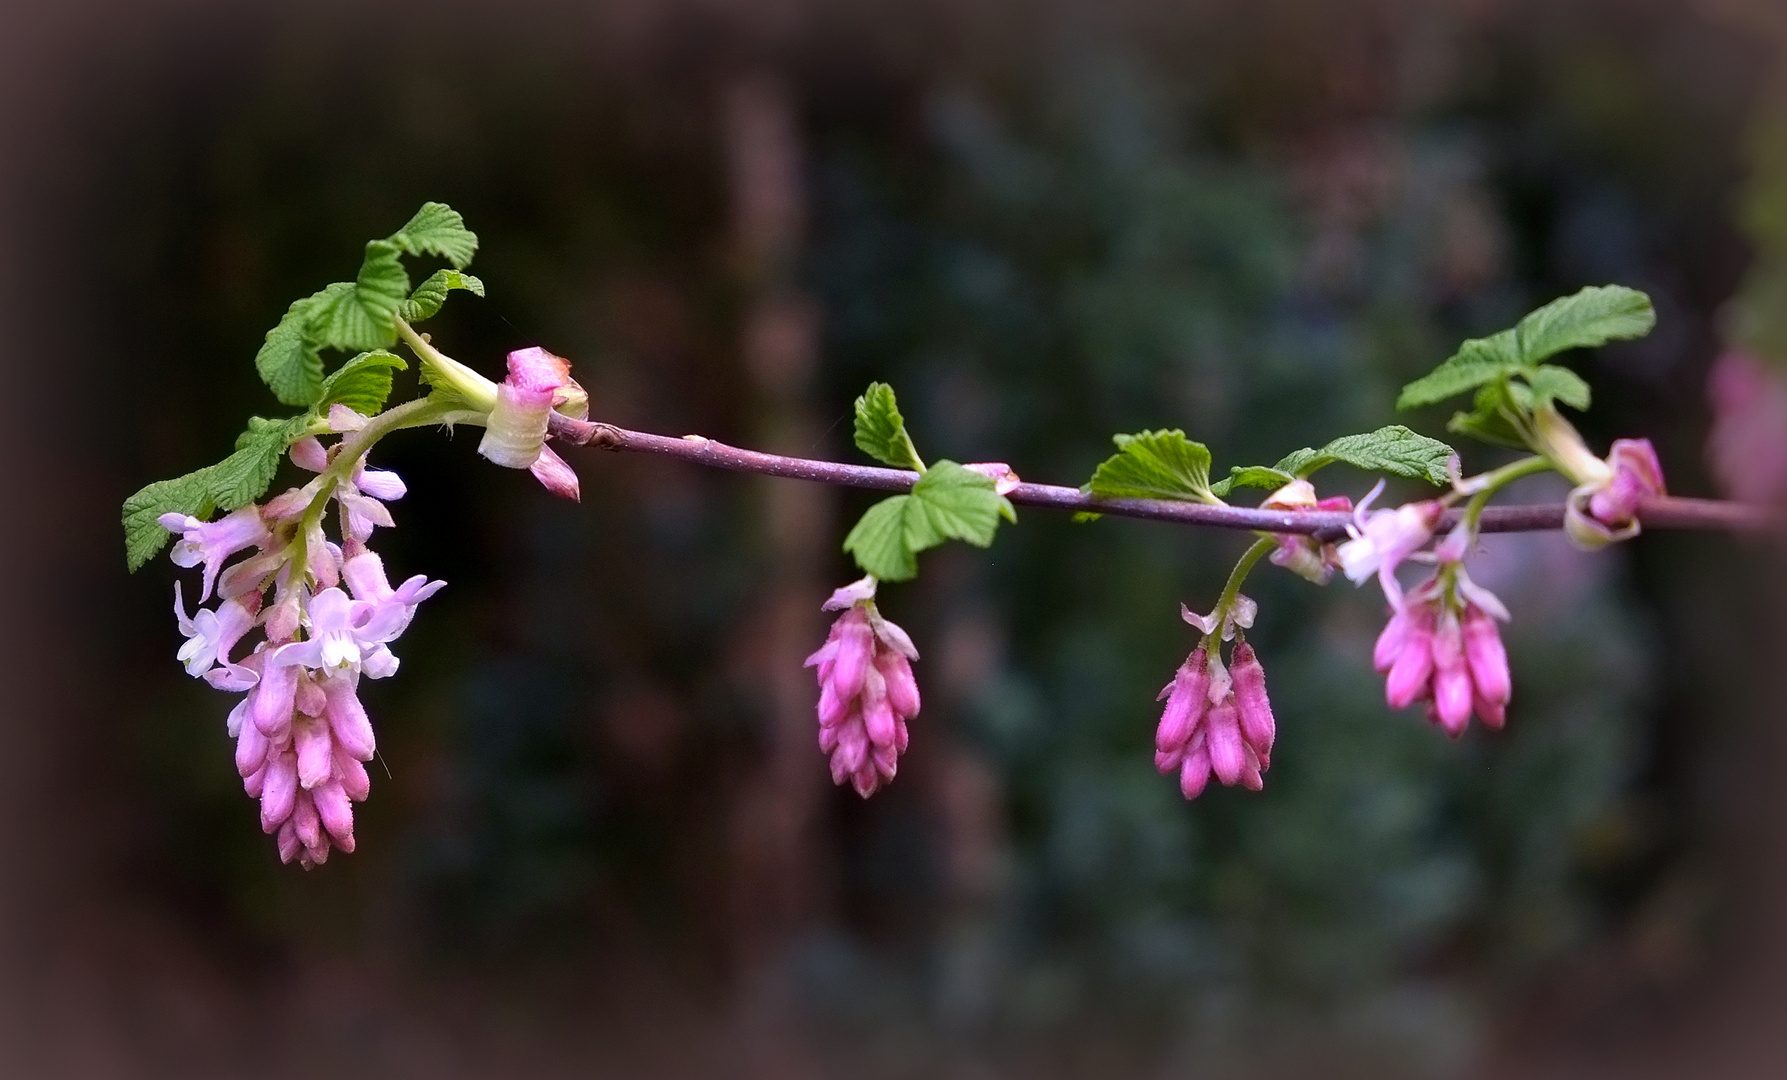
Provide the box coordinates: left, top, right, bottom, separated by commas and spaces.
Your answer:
1707, 350, 1787, 506
805, 576, 921, 798
1369, 537, 1512, 736
160, 423, 442, 868
1336, 488, 1513, 736
1154, 598, 1276, 798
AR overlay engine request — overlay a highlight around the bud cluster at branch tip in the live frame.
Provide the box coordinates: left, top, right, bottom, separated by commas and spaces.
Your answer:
805, 576, 921, 797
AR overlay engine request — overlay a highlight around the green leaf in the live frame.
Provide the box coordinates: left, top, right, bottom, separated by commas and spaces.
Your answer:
319, 350, 408, 415
908, 460, 1014, 545
311, 241, 411, 352
1274, 425, 1454, 486
843, 496, 918, 581
1396, 329, 1522, 410
1084, 430, 1213, 502
1523, 364, 1592, 411
1446, 382, 1529, 450
122, 415, 312, 571
1513, 284, 1654, 363
853, 382, 924, 471
401, 269, 485, 322
841, 462, 1014, 582
1210, 465, 1296, 498
254, 295, 327, 407
389, 202, 479, 269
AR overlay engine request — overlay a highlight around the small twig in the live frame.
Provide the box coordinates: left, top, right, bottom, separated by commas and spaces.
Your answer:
549, 415, 1786, 538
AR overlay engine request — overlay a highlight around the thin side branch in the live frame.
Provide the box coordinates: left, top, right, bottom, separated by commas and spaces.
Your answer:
548, 415, 1786, 538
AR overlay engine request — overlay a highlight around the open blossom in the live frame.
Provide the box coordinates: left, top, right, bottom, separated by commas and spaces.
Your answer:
1261, 480, 1352, 584
1372, 548, 1511, 736
804, 576, 920, 798
1154, 599, 1274, 798
1564, 438, 1665, 549
1336, 482, 1442, 603
476, 346, 586, 501
160, 438, 441, 869
1706, 350, 1787, 505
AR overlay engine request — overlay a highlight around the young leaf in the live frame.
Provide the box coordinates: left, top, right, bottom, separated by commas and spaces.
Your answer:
1274, 426, 1454, 486
401, 269, 485, 322
841, 462, 1014, 582
122, 415, 312, 571
1446, 382, 1528, 450
907, 460, 1014, 546
853, 382, 924, 471
1210, 465, 1296, 498
843, 496, 918, 581
1522, 364, 1592, 411
319, 351, 408, 415
1514, 285, 1654, 364
311, 241, 411, 352
389, 202, 479, 269
1084, 430, 1213, 502
254, 296, 327, 407
1396, 329, 1522, 410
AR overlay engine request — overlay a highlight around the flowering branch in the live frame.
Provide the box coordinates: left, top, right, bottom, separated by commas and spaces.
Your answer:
547, 414, 1784, 539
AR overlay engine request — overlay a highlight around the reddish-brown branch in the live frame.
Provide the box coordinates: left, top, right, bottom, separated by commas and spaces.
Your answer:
549, 415, 1786, 538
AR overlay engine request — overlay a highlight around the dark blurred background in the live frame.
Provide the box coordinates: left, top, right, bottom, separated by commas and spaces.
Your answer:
4, 0, 1787, 1076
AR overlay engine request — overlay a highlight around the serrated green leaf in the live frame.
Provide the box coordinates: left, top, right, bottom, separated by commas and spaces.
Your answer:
311, 241, 410, 352
841, 462, 1013, 581
1523, 364, 1592, 411
1275, 426, 1454, 486
389, 202, 479, 269
401, 269, 486, 322
843, 496, 918, 581
1396, 329, 1522, 410
254, 295, 327, 406
1514, 284, 1654, 363
853, 382, 924, 471
1446, 382, 1529, 450
319, 350, 408, 415
1084, 430, 1213, 502
908, 461, 1012, 546
122, 415, 311, 571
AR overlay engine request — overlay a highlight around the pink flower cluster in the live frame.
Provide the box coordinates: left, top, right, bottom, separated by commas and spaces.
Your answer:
160, 425, 441, 868
805, 577, 920, 798
1154, 601, 1276, 798
1371, 556, 1511, 736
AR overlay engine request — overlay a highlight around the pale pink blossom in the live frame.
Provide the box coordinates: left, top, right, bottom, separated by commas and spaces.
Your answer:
172, 583, 256, 678
1707, 351, 1787, 505
1336, 482, 1442, 603
158, 506, 270, 601
805, 577, 919, 798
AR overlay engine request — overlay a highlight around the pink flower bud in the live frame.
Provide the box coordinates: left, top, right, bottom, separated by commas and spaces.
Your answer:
1180, 738, 1212, 800
477, 348, 583, 500
1230, 641, 1275, 764
1154, 648, 1209, 758
1206, 699, 1246, 787
294, 716, 334, 790
1565, 437, 1665, 549
1461, 604, 1511, 708
1384, 612, 1435, 710
963, 462, 1021, 495
1430, 614, 1473, 738
260, 752, 298, 833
